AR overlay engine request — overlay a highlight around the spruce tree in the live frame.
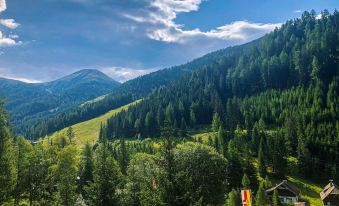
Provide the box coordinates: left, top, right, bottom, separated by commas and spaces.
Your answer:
66, 126, 75, 143
87, 142, 122, 206
55, 146, 78, 206
14, 137, 32, 205
255, 182, 267, 206
241, 174, 250, 189
0, 101, 16, 205
258, 138, 267, 178
120, 138, 128, 175
79, 142, 94, 197
160, 120, 175, 205
211, 112, 221, 132
226, 189, 241, 206
272, 190, 281, 206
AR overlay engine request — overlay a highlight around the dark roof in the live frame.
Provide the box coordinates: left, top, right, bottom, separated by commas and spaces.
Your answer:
266, 180, 301, 196
320, 180, 339, 200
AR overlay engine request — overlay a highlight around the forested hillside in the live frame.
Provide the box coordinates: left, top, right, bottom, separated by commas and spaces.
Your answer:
26, 46, 237, 139
0, 69, 120, 136
101, 11, 339, 180
0, 10, 338, 206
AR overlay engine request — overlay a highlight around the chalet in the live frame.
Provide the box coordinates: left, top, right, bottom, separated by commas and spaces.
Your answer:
320, 180, 339, 206
265, 180, 301, 205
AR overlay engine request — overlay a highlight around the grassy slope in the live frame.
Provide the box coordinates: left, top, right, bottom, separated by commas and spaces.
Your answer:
45, 100, 140, 147
192, 132, 324, 206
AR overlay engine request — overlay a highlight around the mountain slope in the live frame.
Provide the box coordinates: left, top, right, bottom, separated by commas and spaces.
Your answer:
0, 69, 120, 134
44, 100, 140, 147
103, 11, 338, 138
26, 47, 234, 139
100, 11, 338, 182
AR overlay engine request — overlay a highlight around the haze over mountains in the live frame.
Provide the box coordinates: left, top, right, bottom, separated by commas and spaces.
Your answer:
0, 69, 120, 135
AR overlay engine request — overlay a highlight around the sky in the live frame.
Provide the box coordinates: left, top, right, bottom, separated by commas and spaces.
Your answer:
0, 0, 338, 83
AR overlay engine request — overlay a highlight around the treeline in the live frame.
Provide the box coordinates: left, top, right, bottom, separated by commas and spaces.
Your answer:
1, 101, 274, 205
1, 100, 326, 205
25, 47, 234, 140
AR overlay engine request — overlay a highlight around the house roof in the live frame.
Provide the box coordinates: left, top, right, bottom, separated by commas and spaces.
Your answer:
320, 180, 339, 200
266, 180, 301, 196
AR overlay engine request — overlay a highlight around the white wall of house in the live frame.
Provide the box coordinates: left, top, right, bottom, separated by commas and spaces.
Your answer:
278, 196, 298, 204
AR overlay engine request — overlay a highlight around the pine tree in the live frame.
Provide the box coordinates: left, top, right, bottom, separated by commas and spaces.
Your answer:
0, 101, 16, 205
272, 190, 281, 206
212, 112, 221, 132
87, 142, 122, 206
255, 182, 267, 206
271, 131, 287, 178
66, 126, 75, 143
180, 117, 187, 137
79, 142, 94, 197
311, 56, 320, 81
241, 174, 250, 189
227, 141, 243, 188
160, 120, 175, 205
226, 189, 241, 206
14, 137, 32, 205
120, 138, 128, 175
218, 126, 226, 156
27, 144, 49, 206
258, 138, 267, 177
55, 146, 78, 206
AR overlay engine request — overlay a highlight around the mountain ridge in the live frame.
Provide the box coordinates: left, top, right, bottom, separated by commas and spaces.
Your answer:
0, 69, 121, 135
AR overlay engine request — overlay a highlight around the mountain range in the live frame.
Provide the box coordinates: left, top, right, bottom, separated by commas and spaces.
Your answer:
0, 69, 120, 135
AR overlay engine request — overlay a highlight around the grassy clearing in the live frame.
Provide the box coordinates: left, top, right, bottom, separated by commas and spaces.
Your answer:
45, 100, 140, 148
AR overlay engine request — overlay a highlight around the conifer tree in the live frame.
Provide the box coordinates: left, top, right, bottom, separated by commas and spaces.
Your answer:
87, 142, 122, 206
218, 126, 226, 155
272, 190, 281, 206
14, 137, 32, 205
212, 112, 221, 132
255, 182, 267, 206
55, 146, 78, 206
160, 120, 175, 205
79, 142, 94, 197
241, 174, 250, 189
0, 101, 16, 205
66, 126, 75, 143
120, 138, 128, 175
226, 189, 241, 206
258, 138, 267, 177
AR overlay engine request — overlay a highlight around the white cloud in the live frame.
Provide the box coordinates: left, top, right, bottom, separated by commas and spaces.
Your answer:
293, 10, 302, 13
101, 67, 156, 82
0, 31, 20, 46
0, 0, 20, 47
148, 21, 281, 43
0, 0, 6, 13
0, 19, 20, 29
122, 0, 280, 44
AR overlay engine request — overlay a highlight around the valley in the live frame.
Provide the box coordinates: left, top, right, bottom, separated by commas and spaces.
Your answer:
0, 8, 338, 206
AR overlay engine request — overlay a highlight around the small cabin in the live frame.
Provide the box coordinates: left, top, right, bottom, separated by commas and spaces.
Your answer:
320, 180, 339, 206
266, 180, 301, 205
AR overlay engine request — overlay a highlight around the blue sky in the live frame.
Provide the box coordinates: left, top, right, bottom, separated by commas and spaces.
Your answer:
0, 0, 338, 83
